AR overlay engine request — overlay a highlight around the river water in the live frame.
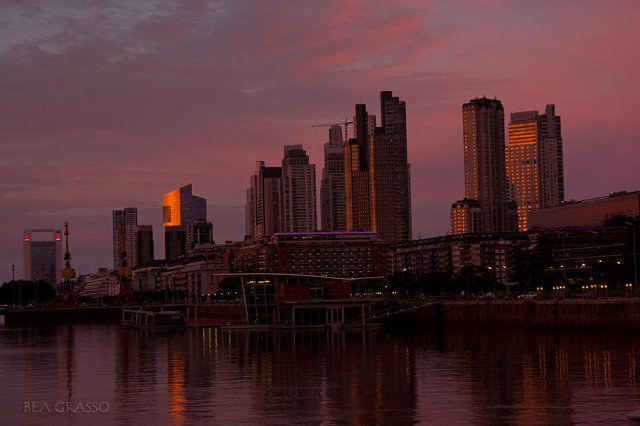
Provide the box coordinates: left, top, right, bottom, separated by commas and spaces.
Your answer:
0, 320, 638, 425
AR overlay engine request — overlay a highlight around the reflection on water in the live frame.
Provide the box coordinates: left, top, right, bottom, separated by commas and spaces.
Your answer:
0, 321, 639, 425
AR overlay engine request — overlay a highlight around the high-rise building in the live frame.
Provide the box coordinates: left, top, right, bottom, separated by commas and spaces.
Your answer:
281, 145, 317, 232
321, 125, 346, 231
112, 208, 138, 269
344, 91, 412, 243
187, 220, 214, 254
245, 161, 283, 240
461, 96, 513, 233
23, 229, 62, 284
135, 225, 154, 267
162, 184, 206, 260
506, 104, 564, 231
450, 199, 483, 235
345, 104, 373, 233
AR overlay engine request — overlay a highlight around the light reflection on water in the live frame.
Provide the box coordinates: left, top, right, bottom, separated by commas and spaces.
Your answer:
0, 321, 639, 425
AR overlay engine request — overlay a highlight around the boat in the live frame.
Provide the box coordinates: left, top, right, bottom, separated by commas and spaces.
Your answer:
121, 309, 188, 329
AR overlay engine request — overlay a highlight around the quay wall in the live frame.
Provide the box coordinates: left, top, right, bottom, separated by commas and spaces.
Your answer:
3, 304, 243, 326
413, 299, 640, 328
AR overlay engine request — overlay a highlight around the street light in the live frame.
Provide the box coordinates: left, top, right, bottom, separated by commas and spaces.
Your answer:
625, 221, 638, 291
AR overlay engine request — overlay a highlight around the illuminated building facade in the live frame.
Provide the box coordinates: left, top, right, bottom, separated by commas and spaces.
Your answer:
461, 97, 514, 233
506, 105, 564, 231
344, 91, 412, 243
23, 229, 63, 284
112, 207, 138, 269
450, 198, 483, 235
281, 145, 317, 233
320, 125, 346, 231
162, 184, 207, 260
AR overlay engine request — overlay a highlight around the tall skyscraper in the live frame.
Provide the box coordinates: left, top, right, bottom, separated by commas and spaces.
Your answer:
345, 104, 373, 233
344, 91, 412, 243
112, 207, 138, 269
23, 229, 62, 284
460, 96, 513, 233
245, 161, 283, 240
163, 184, 206, 260
506, 104, 564, 231
320, 125, 346, 231
135, 225, 154, 267
281, 145, 317, 232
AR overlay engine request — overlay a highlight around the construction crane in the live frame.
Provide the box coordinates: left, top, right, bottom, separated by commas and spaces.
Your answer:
61, 222, 76, 302
312, 118, 354, 141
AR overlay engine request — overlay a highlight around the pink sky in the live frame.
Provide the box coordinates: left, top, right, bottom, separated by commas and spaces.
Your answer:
1, 0, 639, 282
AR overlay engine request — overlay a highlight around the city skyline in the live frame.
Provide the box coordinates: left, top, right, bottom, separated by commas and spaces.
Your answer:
2, 1, 640, 282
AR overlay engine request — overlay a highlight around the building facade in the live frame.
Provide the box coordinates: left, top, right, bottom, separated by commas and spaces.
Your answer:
162, 184, 207, 260
112, 207, 138, 269
281, 145, 317, 233
528, 191, 640, 229
506, 104, 564, 231
461, 97, 513, 233
23, 229, 62, 284
450, 198, 483, 235
245, 161, 283, 240
320, 125, 346, 231
135, 225, 154, 267
344, 91, 412, 243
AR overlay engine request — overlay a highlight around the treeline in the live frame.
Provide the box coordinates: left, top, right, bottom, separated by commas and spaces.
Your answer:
0, 280, 56, 305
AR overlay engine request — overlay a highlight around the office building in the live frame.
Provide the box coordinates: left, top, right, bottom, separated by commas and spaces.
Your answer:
112, 207, 138, 269
245, 161, 283, 240
23, 229, 62, 284
321, 125, 346, 231
344, 91, 412, 243
506, 104, 564, 230
135, 225, 154, 267
460, 96, 513, 233
163, 184, 207, 260
281, 145, 317, 232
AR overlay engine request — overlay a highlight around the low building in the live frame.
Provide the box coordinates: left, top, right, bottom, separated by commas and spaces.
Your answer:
233, 231, 385, 278
79, 268, 119, 298
528, 191, 640, 229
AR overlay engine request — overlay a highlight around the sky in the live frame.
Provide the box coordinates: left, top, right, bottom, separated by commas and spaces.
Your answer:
1, 0, 639, 283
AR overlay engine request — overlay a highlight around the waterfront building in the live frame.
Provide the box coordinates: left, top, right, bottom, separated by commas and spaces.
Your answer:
162, 184, 207, 260
506, 104, 564, 231
245, 161, 283, 240
233, 231, 385, 279
528, 191, 640, 228
112, 207, 138, 269
135, 225, 154, 267
78, 268, 119, 298
22, 229, 63, 284
344, 91, 412, 243
320, 125, 346, 231
390, 233, 527, 285
281, 145, 317, 233
459, 97, 513, 233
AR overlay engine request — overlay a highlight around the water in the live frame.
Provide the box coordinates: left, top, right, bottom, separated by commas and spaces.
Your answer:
1, 320, 639, 425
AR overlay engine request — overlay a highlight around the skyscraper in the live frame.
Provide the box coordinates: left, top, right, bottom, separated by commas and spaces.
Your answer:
460, 96, 513, 233
506, 104, 564, 231
281, 145, 317, 232
112, 207, 138, 269
344, 91, 412, 243
163, 184, 206, 260
135, 225, 154, 267
245, 161, 283, 240
320, 125, 346, 231
23, 229, 62, 284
